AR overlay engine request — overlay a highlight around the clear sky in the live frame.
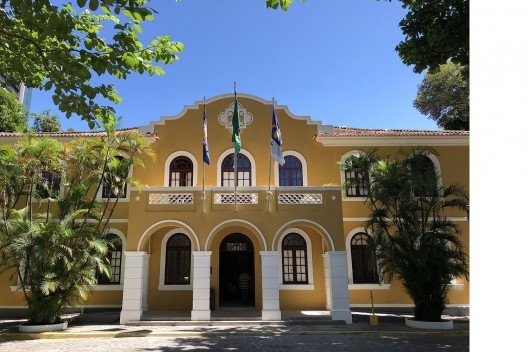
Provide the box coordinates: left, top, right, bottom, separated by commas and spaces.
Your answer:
28, 0, 439, 132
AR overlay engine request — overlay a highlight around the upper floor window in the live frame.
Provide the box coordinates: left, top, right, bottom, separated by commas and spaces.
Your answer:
344, 158, 368, 197
97, 233, 123, 285
350, 232, 378, 284
409, 154, 438, 197
165, 233, 191, 285
279, 155, 303, 186
37, 169, 61, 199
282, 233, 308, 284
221, 153, 251, 187
102, 156, 129, 199
169, 156, 193, 187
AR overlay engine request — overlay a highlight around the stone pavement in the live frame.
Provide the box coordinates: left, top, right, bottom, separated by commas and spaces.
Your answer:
0, 309, 469, 341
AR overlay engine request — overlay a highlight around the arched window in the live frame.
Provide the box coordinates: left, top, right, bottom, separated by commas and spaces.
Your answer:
97, 233, 123, 285
343, 156, 368, 197
279, 155, 303, 186
409, 154, 437, 197
38, 169, 61, 199
350, 233, 378, 284
165, 233, 191, 285
169, 156, 193, 187
282, 233, 308, 284
102, 155, 129, 198
221, 153, 251, 186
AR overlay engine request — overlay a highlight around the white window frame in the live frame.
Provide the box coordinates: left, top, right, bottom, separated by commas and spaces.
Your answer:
345, 228, 390, 290
217, 149, 257, 187
274, 151, 308, 187
164, 151, 198, 187
96, 153, 132, 202
91, 229, 126, 291
278, 228, 314, 290
340, 150, 369, 202
158, 229, 194, 291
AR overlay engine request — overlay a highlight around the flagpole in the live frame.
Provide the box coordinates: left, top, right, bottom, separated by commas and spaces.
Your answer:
234, 81, 238, 212
202, 97, 206, 213
267, 98, 274, 212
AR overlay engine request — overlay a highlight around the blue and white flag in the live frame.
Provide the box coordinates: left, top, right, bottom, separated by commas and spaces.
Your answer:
270, 105, 285, 166
203, 104, 210, 165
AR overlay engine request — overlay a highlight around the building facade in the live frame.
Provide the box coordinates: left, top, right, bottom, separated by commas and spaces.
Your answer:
0, 93, 469, 324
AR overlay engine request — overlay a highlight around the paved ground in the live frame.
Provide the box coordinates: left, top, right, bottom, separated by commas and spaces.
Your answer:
0, 310, 470, 351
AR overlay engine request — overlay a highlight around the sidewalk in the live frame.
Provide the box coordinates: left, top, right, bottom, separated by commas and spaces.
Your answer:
0, 309, 469, 341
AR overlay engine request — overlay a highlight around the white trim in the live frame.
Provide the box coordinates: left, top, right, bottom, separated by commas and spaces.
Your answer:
88, 284, 124, 291
348, 284, 391, 290
96, 152, 132, 202
138, 93, 333, 135
163, 151, 198, 187
279, 284, 315, 290
277, 228, 314, 286
408, 150, 444, 190
158, 229, 194, 291
272, 219, 335, 251
94, 228, 126, 286
273, 151, 308, 186
216, 149, 257, 186
345, 228, 384, 285
343, 217, 372, 222
136, 219, 200, 252
205, 219, 267, 251
339, 150, 370, 201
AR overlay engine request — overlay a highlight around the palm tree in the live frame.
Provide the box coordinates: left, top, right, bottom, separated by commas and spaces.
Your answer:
0, 128, 154, 325
342, 147, 469, 322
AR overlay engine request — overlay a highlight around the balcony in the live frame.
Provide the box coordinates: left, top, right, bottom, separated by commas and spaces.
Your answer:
134, 186, 341, 213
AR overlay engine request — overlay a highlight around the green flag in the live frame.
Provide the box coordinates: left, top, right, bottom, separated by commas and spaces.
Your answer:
232, 95, 241, 152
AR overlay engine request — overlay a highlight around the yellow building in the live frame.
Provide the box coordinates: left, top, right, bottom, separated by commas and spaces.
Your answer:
0, 93, 469, 324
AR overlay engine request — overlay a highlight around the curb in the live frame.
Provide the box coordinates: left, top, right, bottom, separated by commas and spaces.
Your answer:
1, 328, 470, 341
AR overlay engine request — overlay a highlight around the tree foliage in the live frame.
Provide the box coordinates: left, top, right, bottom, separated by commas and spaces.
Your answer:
341, 147, 469, 322
0, 127, 155, 324
0, 0, 183, 129
414, 62, 469, 130
395, 0, 469, 75
0, 88, 28, 132
31, 109, 62, 132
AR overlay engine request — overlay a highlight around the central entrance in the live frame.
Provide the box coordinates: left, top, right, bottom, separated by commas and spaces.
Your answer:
219, 233, 254, 307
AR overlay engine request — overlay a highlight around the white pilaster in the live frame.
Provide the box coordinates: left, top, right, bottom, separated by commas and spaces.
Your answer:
260, 251, 281, 321
120, 251, 149, 324
191, 251, 212, 321
323, 251, 352, 324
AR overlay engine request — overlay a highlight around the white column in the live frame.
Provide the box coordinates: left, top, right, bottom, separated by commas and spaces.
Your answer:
323, 251, 353, 324
260, 251, 281, 321
191, 251, 212, 321
120, 251, 149, 324
141, 253, 150, 312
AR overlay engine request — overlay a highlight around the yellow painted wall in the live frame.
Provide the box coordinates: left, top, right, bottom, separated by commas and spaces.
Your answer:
0, 93, 470, 311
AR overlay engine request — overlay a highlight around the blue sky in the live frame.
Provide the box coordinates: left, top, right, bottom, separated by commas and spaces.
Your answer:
29, 0, 439, 131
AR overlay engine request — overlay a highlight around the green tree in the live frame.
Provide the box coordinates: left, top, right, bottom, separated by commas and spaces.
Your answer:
31, 109, 62, 132
414, 62, 469, 130
394, 0, 469, 75
0, 88, 28, 132
341, 147, 469, 322
0, 127, 155, 325
0, 0, 183, 129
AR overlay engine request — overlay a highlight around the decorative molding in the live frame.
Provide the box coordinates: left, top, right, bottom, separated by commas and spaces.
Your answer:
218, 101, 254, 133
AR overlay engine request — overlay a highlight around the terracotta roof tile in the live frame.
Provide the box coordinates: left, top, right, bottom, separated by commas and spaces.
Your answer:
0, 127, 139, 138
318, 126, 469, 137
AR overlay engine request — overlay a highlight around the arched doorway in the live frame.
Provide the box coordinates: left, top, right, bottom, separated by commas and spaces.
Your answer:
219, 233, 254, 307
